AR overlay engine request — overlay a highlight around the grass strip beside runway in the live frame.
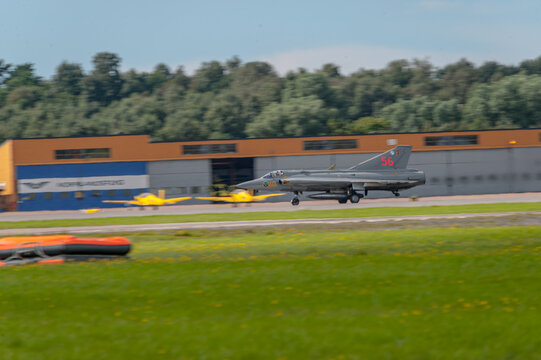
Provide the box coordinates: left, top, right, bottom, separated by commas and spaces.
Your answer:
1, 225, 540, 359
0, 202, 540, 229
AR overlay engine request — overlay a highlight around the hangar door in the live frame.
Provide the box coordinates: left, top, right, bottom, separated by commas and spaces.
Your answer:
211, 158, 254, 187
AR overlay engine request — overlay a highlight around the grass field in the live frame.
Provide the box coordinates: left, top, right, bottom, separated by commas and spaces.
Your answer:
1, 225, 540, 359
1, 202, 539, 230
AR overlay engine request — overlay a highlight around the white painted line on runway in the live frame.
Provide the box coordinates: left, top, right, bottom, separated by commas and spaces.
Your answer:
0, 211, 539, 236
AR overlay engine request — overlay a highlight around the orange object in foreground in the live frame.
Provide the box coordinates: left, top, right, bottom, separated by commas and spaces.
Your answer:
0, 235, 131, 266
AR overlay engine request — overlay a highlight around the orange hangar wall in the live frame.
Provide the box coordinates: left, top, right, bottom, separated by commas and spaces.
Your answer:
0, 140, 15, 211
9, 129, 541, 166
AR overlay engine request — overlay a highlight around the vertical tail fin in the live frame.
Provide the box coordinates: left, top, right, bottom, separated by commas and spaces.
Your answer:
158, 189, 166, 199
348, 145, 412, 171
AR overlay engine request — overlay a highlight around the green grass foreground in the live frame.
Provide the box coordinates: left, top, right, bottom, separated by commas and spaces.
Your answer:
1, 202, 540, 230
1, 226, 540, 359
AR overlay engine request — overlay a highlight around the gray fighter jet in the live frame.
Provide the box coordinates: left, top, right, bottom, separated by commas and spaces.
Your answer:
236, 145, 425, 205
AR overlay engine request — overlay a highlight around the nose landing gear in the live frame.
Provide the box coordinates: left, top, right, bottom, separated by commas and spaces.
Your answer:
392, 191, 400, 197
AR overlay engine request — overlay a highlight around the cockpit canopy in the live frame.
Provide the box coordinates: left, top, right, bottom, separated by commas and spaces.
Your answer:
262, 170, 284, 179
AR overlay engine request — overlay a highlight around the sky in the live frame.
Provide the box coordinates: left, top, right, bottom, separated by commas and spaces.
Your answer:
2, 0, 541, 79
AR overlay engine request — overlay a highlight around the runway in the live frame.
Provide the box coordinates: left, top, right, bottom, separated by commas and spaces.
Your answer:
1, 192, 540, 222
0, 211, 539, 236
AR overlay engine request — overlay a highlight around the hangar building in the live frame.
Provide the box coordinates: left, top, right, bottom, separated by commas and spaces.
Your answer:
0, 129, 539, 211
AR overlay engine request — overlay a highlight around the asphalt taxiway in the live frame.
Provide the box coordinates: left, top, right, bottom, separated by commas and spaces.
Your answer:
1, 211, 539, 236
0, 192, 540, 223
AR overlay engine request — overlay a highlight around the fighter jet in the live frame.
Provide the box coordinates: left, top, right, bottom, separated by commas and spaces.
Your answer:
236, 145, 425, 206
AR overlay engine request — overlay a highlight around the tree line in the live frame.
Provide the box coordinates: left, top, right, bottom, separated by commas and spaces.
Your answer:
1, 52, 541, 143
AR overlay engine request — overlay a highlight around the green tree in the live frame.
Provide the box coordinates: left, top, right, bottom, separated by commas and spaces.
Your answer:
477, 61, 518, 83
246, 96, 332, 137
146, 63, 171, 92
347, 117, 390, 134
228, 61, 282, 121
5, 86, 42, 109
381, 60, 413, 88
435, 59, 476, 103
0, 59, 11, 86
519, 55, 541, 75
4, 63, 41, 91
53, 62, 84, 96
203, 92, 246, 138
158, 108, 209, 141
319, 63, 341, 78
346, 71, 397, 119
91, 94, 165, 135
84, 52, 123, 104
190, 61, 227, 93
405, 59, 438, 98
120, 69, 147, 97
282, 72, 333, 104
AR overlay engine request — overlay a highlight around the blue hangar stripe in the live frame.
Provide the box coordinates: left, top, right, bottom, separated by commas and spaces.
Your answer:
17, 162, 147, 179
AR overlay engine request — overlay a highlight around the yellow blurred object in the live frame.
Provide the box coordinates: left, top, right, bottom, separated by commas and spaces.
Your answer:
197, 189, 284, 203
508, 140, 517, 145
82, 208, 101, 213
103, 191, 191, 208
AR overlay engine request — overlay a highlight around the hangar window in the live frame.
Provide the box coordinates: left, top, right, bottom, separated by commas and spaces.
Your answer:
123, 190, 132, 197
190, 186, 200, 194
424, 135, 478, 146
60, 192, 69, 199
303, 139, 358, 151
92, 190, 101, 197
44, 192, 53, 200
177, 187, 187, 194
107, 190, 116, 197
183, 144, 237, 155
55, 148, 110, 160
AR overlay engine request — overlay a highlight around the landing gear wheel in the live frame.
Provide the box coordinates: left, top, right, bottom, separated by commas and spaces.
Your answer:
291, 197, 300, 206
393, 191, 400, 197
338, 198, 348, 204
350, 194, 360, 203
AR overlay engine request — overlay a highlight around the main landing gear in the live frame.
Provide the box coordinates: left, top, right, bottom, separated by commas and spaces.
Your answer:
291, 191, 300, 206
392, 190, 400, 197
338, 192, 363, 204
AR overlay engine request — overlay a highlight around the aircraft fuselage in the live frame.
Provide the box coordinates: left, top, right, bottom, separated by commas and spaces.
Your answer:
238, 169, 425, 193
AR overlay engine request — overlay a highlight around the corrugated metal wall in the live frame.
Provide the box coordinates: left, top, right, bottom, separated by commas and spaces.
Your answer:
255, 147, 541, 199
148, 159, 211, 204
